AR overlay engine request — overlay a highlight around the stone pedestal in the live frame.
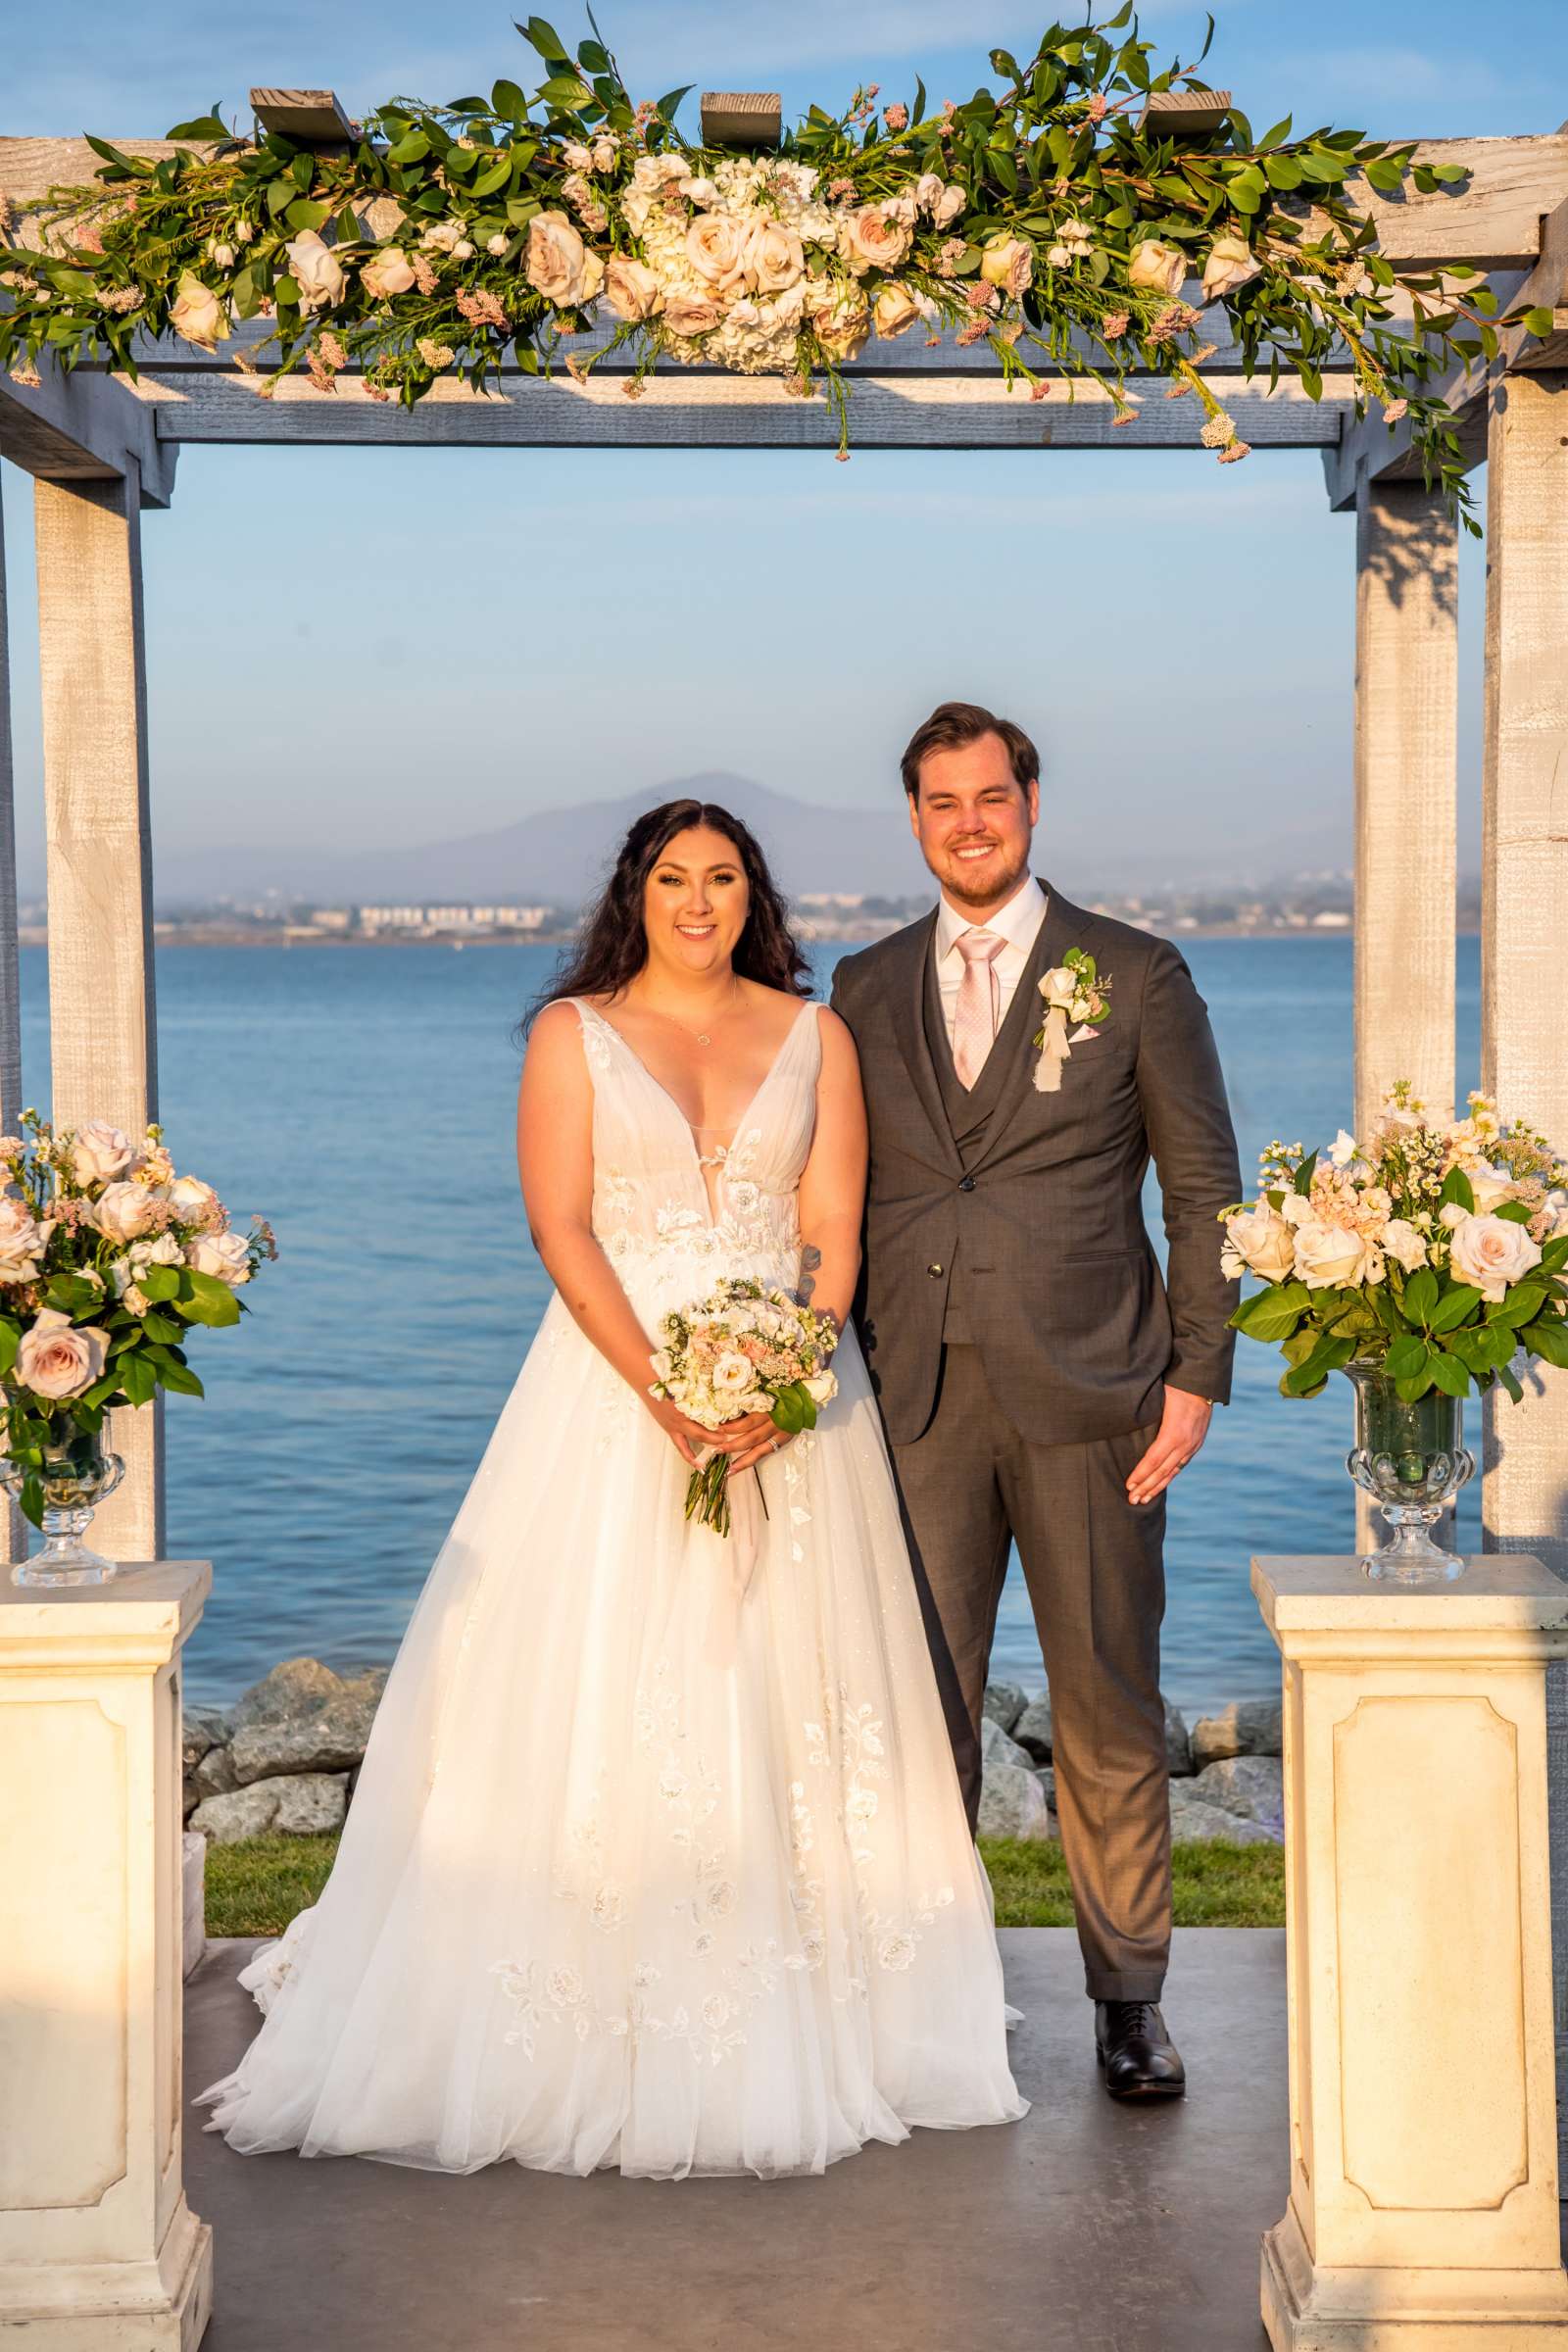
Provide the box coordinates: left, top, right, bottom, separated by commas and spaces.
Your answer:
1253, 1554, 1568, 2349
0, 1562, 214, 2349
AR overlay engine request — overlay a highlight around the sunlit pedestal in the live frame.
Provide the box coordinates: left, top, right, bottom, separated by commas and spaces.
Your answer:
1254, 1554, 1568, 2348
0, 1562, 213, 2349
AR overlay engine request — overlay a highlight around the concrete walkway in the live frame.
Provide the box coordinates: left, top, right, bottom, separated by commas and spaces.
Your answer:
185, 1928, 1285, 2352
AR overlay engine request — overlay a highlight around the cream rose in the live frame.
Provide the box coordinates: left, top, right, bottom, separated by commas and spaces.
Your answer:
1128, 239, 1186, 297
808, 284, 869, 360
168, 1174, 223, 1229
361, 246, 416, 300
933, 182, 967, 227
562, 141, 593, 172
1201, 233, 1261, 302
92, 1180, 165, 1244
524, 211, 599, 309
872, 282, 920, 338
914, 172, 947, 216
1446, 1211, 1543, 1303
1285, 1208, 1374, 1291
603, 255, 662, 322
285, 230, 346, 313
686, 213, 750, 292
840, 205, 912, 274
981, 234, 1034, 297
69, 1119, 137, 1187
662, 293, 720, 338
419, 219, 466, 255
170, 272, 224, 351
16, 1307, 109, 1401
1468, 1165, 1516, 1214
744, 218, 804, 294
1221, 1200, 1296, 1286
187, 1230, 252, 1287
1382, 1219, 1429, 1273
0, 1197, 53, 1283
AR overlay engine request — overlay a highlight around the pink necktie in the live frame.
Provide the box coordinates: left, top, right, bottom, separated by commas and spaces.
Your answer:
953, 929, 1006, 1089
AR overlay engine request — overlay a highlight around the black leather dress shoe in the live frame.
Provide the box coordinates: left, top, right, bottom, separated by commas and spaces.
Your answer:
1095, 2000, 1187, 2099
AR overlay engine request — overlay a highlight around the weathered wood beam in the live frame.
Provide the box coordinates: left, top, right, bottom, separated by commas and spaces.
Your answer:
699, 92, 780, 150
33, 466, 163, 1560
111, 367, 1349, 450
0, 366, 177, 507
249, 88, 355, 147
1475, 367, 1568, 2135
3, 128, 1568, 269
0, 472, 23, 1564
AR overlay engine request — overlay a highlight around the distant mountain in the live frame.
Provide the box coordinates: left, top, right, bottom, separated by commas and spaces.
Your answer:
149, 775, 934, 910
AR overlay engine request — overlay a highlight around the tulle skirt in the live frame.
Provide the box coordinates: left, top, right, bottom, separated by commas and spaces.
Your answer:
195, 1298, 1025, 2178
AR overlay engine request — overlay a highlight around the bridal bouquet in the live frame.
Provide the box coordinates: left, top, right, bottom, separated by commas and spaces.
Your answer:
649, 1276, 839, 1537
0, 1108, 277, 1524
1221, 1084, 1568, 1401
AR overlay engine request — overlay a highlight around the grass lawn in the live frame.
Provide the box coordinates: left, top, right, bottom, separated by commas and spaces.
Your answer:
204, 1833, 1285, 1938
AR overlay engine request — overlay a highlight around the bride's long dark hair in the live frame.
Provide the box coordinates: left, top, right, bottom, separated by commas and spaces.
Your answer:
527, 799, 810, 1031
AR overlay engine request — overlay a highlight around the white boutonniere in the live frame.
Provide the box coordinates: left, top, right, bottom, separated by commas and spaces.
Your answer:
1033, 947, 1112, 1094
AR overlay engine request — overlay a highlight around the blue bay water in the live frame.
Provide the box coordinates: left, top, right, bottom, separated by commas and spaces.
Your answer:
18, 934, 1482, 1717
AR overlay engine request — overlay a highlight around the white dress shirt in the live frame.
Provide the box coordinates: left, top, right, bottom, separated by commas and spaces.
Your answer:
934, 875, 1050, 1069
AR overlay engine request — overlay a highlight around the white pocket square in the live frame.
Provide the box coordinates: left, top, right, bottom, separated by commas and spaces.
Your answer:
1068, 1023, 1101, 1045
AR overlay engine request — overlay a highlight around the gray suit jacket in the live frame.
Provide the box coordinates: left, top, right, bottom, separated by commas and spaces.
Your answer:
829, 881, 1242, 1448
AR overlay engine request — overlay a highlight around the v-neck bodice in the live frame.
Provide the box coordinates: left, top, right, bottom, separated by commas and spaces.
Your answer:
571, 998, 823, 1327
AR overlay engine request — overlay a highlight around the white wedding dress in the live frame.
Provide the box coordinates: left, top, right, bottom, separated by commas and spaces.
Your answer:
196, 998, 1025, 2178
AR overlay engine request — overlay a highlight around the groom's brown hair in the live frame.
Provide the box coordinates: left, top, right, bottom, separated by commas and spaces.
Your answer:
900, 701, 1039, 800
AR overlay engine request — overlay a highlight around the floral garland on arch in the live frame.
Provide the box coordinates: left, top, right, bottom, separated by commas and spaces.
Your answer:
0, 9, 1552, 509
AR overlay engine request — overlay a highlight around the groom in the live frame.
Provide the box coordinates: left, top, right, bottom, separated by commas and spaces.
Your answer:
829, 701, 1242, 2101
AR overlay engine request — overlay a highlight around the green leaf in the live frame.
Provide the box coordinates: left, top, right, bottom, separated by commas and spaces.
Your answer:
517, 13, 570, 63
1383, 1335, 1429, 1382
166, 108, 231, 143
1497, 1362, 1524, 1404
1263, 153, 1302, 190
153, 1357, 206, 1398
387, 129, 430, 165
1231, 1280, 1310, 1340
912, 75, 927, 125
1494, 1283, 1547, 1328
1293, 1151, 1318, 1198
1429, 1283, 1484, 1333
17, 1474, 44, 1531
471, 154, 514, 197
492, 77, 529, 120
1402, 1266, 1439, 1324
1494, 1199, 1535, 1225
1425, 1348, 1472, 1398
1523, 1315, 1568, 1371
1523, 306, 1556, 337
1438, 1164, 1475, 1213
1282, 1333, 1356, 1396
1541, 1235, 1568, 1273
537, 74, 594, 108
1371, 1286, 1410, 1335
179, 1270, 243, 1327
0, 1320, 16, 1376
655, 84, 693, 123
85, 134, 155, 176
267, 175, 297, 220
138, 1263, 180, 1302
118, 1349, 158, 1406
45, 1274, 104, 1316
1396, 1372, 1434, 1402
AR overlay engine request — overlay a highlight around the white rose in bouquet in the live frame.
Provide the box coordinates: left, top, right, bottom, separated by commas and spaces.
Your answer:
1468, 1164, 1516, 1213
933, 182, 967, 227
285, 230, 347, 313
70, 1119, 138, 1187
744, 218, 805, 294
525, 212, 602, 309
170, 273, 224, 351
1221, 1199, 1295, 1284
603, 255, 662, 322
914, 172, 946, 216
663, 293, 721, 338
168, 1174, 224, 1229
686, 213, 751, 292
16, 1307, 109, 1400
1200, 234, 1261, 301
840, 204, 912, 273
188, 1231, 253, 1287
1283, 1203, 1375, 1290
361, 246, 416, 301
1128, 239, 1186, 296
92, 1180, 165, 1244
1382, 1218, 1429, 1272
981, 234, 1034, 296
1447, 1211, 1543, 1303
0, 1197, 54, 1283
873, 282, 920, 338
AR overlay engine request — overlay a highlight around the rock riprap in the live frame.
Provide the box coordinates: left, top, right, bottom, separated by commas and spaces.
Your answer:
184, 1660, 1287, 1846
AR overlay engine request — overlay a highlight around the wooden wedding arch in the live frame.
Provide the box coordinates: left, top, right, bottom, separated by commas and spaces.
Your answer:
0, 81, 1566, 2045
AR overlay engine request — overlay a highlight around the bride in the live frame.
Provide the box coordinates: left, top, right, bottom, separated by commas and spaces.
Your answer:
197, 797, 1026, 2179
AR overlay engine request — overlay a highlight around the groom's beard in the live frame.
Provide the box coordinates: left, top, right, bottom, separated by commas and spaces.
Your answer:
928, 833, 1032, 913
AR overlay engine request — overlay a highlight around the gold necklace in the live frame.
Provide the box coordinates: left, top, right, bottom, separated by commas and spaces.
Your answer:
641, 981, 744, 1049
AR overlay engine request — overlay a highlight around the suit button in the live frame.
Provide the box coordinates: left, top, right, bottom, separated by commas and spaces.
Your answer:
958, 1175, 976, 1193
927, 1262, 944, 1278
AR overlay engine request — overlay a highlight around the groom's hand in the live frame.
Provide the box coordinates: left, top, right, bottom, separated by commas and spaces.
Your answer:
1127, 1388, 1212, 1506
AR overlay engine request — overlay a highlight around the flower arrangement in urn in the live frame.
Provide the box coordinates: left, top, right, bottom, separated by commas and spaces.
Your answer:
1221, 1084, 1568, 1578
0, 1109, 276, 1585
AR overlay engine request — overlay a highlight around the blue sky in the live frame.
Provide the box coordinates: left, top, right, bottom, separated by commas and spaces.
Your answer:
3, 0, 1546, 894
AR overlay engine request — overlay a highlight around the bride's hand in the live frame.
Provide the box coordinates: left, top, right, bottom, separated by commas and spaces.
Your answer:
645, 1394, 723, 1467
729, 1420, 795, 1475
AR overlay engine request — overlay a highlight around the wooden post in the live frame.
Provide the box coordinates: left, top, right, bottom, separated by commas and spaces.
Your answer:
33, 465, 163, 1561
1479, 367, 1568, 2137
1351, 475, 1458, 1137
1350, 476, 1459, 1555
0, 471, 24, 1565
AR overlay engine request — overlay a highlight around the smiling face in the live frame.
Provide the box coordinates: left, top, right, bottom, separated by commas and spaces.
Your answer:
641, 824, 752, 980
907, 729, 1039, 914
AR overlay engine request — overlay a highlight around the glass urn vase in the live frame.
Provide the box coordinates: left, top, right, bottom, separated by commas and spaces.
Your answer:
4, 1423, 125, 1588
1346, 1363, 1475, 1584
